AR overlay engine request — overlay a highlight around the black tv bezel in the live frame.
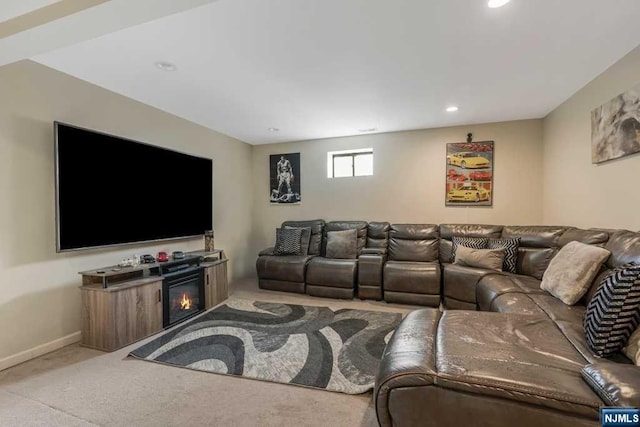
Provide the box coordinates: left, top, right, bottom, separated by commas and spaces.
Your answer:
54, 121, 213, 253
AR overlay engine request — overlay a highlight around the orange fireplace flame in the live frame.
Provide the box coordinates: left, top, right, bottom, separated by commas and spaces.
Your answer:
180, 293, 192, 310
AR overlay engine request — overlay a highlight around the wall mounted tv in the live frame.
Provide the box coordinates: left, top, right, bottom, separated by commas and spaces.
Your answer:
55, 122, 213, 252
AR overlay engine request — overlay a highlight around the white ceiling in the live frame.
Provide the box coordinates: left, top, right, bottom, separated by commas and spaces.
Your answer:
0, 0, 61, 23
33, 0, 640, 145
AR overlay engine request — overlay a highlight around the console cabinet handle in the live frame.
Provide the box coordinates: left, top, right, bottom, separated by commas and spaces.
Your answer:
158, 289, 162, 303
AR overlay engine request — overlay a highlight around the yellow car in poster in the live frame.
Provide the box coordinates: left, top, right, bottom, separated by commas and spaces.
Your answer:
447, 152, 490, 169
447, 185, 490, 203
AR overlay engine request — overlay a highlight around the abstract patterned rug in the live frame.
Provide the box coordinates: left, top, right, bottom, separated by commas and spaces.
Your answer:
129, 299, 401, 394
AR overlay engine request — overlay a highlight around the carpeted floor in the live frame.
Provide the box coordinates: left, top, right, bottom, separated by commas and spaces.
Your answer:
0, 278, 422, 427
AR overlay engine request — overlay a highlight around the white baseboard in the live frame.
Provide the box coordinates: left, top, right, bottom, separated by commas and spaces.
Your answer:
0, 331, 81, 372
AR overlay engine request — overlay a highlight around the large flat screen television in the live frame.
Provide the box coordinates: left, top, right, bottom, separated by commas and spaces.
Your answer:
55, 122, 213, 252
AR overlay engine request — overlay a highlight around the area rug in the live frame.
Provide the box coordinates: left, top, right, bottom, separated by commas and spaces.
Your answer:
129, 299, 401, 394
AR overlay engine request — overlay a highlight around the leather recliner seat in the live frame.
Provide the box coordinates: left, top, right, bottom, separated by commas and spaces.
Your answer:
383, 224, 441, 307
256, 219, 325, 293
374, 227, 640, 427
305, 220, 368, 299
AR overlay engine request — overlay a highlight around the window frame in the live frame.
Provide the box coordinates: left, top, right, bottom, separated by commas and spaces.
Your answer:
327, 148, 373, 178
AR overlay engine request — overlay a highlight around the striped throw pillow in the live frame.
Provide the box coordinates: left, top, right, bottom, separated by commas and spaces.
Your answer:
584, 263, 640, 357
487, 237, 520, 273
451, 237, 488, 263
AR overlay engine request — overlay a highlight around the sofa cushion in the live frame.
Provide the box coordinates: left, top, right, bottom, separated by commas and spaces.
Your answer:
501, 225, 568, 248
450, 236, 488, 262
383, 261, 440, 295
584, 263, 640, 357
489, 293, 548, 316
306, 257, 358, 288
273, 227, 303, 255
284, 226, 312, 255
436, 311, 601, 418
605, 230, 640, 269
541, 241, 611, 305
322, 221, 368, 257
325, 229, 357, 259
517, 247, 556, 280
256, 254, 313, 282
388, 224, 439, 262
488, 237, 520, 273
443, 263, 499, 305
454, 246, 505, 271
582, 363, 640, 407
476, 273, 545, 311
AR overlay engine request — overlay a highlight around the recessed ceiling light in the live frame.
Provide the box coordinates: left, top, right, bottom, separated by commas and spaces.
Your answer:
268, 127, 279, 132
446, 106, 459, 112
155, 61, 177, 71
488, 0, 511, 8
358, 128, 377, 133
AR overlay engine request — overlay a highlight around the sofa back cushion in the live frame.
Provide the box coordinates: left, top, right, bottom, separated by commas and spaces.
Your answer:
325, 229, 358, 259
282, 219, 325, 255
501, 226, 569, 279
439, 224, 503, 263
605, 230, 640, 269
321, 221, 368, 257
389, 224, 439, 262
365, 222, 391, 253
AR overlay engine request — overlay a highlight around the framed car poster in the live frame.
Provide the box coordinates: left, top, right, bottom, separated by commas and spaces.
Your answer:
269, 152, 301, 204
445, 141, 494, 206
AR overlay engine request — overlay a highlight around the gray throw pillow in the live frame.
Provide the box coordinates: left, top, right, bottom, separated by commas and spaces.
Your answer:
326, 229, 358, 259
450, 237, 488, 262
454, 245, 505, 271
541, 241, 611, 305
273, 228, 303, 255
285, 226, 312, 256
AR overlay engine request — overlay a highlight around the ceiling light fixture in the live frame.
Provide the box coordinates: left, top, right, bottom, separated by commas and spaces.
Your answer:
268, 127, 279, 132
488, 0, 511, 8
358, 128, 377, 133
155, 61, 177, 71
446, 106, 459, 112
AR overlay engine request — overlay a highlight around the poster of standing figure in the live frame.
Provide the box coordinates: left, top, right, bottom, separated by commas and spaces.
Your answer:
591, 82, 640, 163
269, 153, 301, 204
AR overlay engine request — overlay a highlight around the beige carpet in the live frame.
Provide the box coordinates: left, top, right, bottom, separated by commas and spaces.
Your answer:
0, 278, 421, 427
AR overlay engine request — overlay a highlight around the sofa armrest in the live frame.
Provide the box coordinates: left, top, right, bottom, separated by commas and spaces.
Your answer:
258, 247, 275, 256
374, 309, 441, 427
582, 363, 640, 407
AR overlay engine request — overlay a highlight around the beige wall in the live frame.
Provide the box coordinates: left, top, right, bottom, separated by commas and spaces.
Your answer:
0, 60, 253, 361
543, 46, 640, 229
251, 119, 544, 253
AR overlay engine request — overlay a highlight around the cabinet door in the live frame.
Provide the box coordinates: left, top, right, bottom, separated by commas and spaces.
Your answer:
204, 266, 217, 309
135, 281, 163, 337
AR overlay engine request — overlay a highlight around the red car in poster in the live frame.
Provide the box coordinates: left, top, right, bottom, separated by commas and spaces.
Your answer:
447, 169, 467, 182
469, 171, 492, 181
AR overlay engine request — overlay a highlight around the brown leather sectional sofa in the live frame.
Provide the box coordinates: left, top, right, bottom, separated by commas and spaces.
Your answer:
257, 221, 640, 427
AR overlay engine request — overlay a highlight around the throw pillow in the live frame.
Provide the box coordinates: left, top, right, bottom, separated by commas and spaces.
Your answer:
273, 227, 303, 256
624, 326, 640, 365
284, 226, 312, 256
450, 236, 488, 262
487, 237, 520, 273
454, 246, 506, 271
540, 241, 611, 305
584, 263, 640, 357
326, 229, 358, 259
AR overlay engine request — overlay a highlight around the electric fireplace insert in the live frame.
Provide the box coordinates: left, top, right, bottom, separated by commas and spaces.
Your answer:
162, 267, 205, 328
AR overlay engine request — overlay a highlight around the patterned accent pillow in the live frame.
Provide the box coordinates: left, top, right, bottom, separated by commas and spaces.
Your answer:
584, 263, 640, 357
488, 237, 520, 273
450, 236, 488, 262
273, 228, 303, 256
284, 226, 312, 256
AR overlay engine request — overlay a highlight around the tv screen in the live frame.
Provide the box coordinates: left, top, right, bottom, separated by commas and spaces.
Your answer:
55, 122, 213, 252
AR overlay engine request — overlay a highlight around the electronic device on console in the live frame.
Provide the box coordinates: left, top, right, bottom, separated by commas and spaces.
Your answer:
172, 251, 185, 260
140, 254, 156, 264
157, 251, 169, 262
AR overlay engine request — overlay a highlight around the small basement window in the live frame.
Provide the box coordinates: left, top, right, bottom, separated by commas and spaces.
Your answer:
327, 148, 373, 178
